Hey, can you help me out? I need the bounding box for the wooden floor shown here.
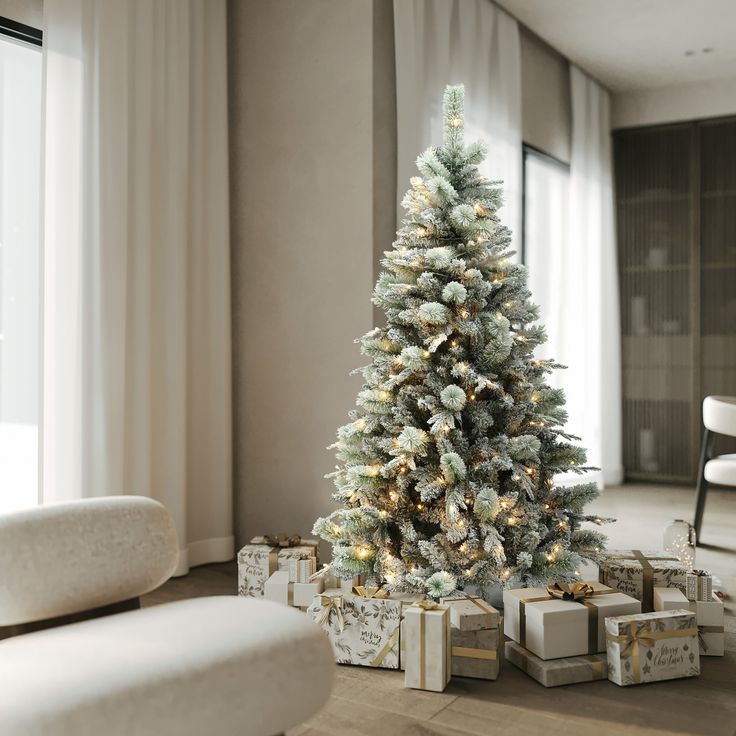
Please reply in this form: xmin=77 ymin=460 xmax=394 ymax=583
xmin=144 ymin=484 xmax=736 ymax=736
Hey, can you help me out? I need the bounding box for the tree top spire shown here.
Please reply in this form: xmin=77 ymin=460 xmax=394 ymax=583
xmin=443 ymin=84 xmax=465 ymax=149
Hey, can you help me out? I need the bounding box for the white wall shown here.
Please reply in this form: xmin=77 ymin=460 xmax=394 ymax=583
xmin=613 ymin=76 xmax=736 ymax=128
xmin=0 ymin=0 xmax=42 ymax=27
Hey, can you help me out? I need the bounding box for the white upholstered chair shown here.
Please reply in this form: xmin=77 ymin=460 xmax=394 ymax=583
xmin=694 ymin=395 xmax=736 ymax=537
xmin=0 ymin=497 xmax=334 ymax=736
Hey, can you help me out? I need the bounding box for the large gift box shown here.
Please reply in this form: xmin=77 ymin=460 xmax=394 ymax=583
xmin=451 ymin=617 xmax=503 ymax=680
xmin=403 ymin=602 xmax=452 ymax=692
xmin=307 ymin=588 xmax=403 ymax=669
xmin=505 ymin=640 xmax=608 ymax=687
xmin=504 ymin=581 xmax=641 ymax=660
xmin=237 ymin=535 xmax=319 ymax=597
xmin=696 ymin=593 xmax=725 ymax=657
xmin=598 ymin=549 xmax=686 ymax=612
xmin=440 ymin=594 xmax=500 ymax=632
xmin=605 ymin=609 xmax=700 ymax=686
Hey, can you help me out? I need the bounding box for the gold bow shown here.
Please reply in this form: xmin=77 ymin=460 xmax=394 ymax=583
xmin=607 ymin=621 xmax=698 ymax=683
xmin=263 ymin=533 xmax=302 ymax=548
xmin=317 ymin=595 xmax=345 ymax=632
xmin=545 ymin=581 xmax=594 ymax=602
xmin=415 ymin=599 xmax=440 ymax=610
xmin=352 ymin=585 xmax=389 ymax=599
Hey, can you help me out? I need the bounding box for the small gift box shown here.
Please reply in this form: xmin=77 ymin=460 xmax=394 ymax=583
xmin=403 ymin=601 xmax=452 ymax=692
xmin=504 ymin=581 xmax=641 ymax=660
xmin=440 ymin=594 xmax=500 ymax=632
xmin=605 ymin=609 xmax=700 ymax=686
xmin=653 ymin=586 xmax=691 ymax=612
xmin=292 ymin=578 xmax=325 ymax=608
xmin=598 ymin=549 xmax=686 ymax=612
xmin=686 ymin=570 xmax=713 ymax=602
xmin=307 ymin=588 xmax=402 ymax=669
xmin=450 ymin=617 xmax=503 ymax=680
xmin=264 ymin=571 xmax=294 ymax=606
xmin=237 ymin=535 xmax=319 ymax=597
xmin=288 ymin=557 xmax=317 ymax=583
xmin=505 ymin=640 xmax=608 ymax=687
xmin=696 ymin=593 xmax=724 ymax=657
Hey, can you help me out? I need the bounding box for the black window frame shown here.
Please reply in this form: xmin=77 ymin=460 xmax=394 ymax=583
xmin=521 ymin=142 xmax=569 ymax=264
xmin=0 ymin=16 xmax=42 ymax=46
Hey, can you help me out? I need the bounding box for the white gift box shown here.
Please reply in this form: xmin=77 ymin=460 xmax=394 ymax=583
xmin=307 ymin=589 xmax=403 ymax=669
xmin=504 ymin=581 xmax=641 ymax=660
xmin=605 ymin=609 xmax=700 ymax=686
xmin=440 ymin=594 xmax=500 ymax=632
xmin=263 ymin=571 xmax=294 ymax=606
xmin=292 ymin=578 xmax=325 ymax=608
xmin=696 ymin=593 xmax=724 ymax=657
xmin=403 ymin=603 xmax=452 ymax=692
xmin=237 ymin=537 xmax=318 ymax=597
xmin=653 ymin=586 xmax=691 ymax=612
xmin=598 ymin=549 xmax=686 ymax=612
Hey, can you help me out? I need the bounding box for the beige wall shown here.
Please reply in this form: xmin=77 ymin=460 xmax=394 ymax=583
xmin=520 ymin=27 xmax=571 ymax=163
xmin=0 ymin=0 xmax=42 ymax=27
xmin=229 ymin=0 xmax=389 ymax=549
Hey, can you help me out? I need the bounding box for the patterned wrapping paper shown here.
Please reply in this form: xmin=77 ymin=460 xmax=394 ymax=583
xmin=440 ymin=594 xmax=500 ymax=632
xmin=686 ymin=570 xmax=713 ymax=602
xmin=505 ymin=640 xmax=608 ymax=687
xmin=307 ymin=589 xmax=403 ymax=669
xmin=598 ymin=549 xmax=687 ymax=612
xmin=450 ymin=617 xmax=503 ymax=680
xmin=237 ymin=537 xmax=318 ymax=597
xmin=605 ymin=609 xmax=700 ymax=686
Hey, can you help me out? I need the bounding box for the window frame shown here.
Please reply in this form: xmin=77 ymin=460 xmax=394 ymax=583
xmin=0 ymin=16 xmax=42 ymax=47
xmin=521 ymin=143 xmax=570 ymax=264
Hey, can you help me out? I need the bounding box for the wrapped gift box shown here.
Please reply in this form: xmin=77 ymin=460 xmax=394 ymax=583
xmin=403 ymin=602 xmax=452 ymax=692
xmin=293 ymin=578 xmax=325 ymax=608
xmin=451 ymin=617 xmax=503 ymax=680
xmin=605 ymin=609 xmax=700 ymax=686
xmin=686 ymin=570 xmax=713 ymax=602
xmin=264 ymin=571 xmax=293 ymax=606
xmin=504 ymin=581 xmax=641 ymax=660
xmin=307 ymin=589 xmax=403 ymax=669
xmin=237 ymin=536 xmax=319 ymax=597
xmin=506 ymin=640 xmax=608 ymax=687
xmin=288 ymin=557 xmax=317 ymax=583
xmin=654 ymin=586 xmax=691 ymax=612
xmin=440 ymin=594 xmax=500 ymax=632
xmin=696 ymin=593 xmax=725 ymax=657
xmin=598 ymin=549 xmax=686 ymax=612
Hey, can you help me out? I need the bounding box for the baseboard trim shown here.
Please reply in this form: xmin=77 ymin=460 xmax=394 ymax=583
xmin=173 ymin=535 xmax=235 ymax=577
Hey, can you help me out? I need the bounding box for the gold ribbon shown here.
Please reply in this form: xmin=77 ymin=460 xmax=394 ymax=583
xmin=408 ymin=600 xmax=446 ymax=689
xmin=451 ymin=646 xmax=497 ymax=661
xmin=604 ymin=550 xmax=679 ymax=612
xmin=698 ymin=624 xmax=724 ymax=652
xmin=606 ymin=622 xmax=698 ymax=683
xmin=317 ymin=595 xmax=345 ymax=632
xmin=518 ymin=585 xmax=617 ymax=654
xmin=415 ymin=599 xmax=440 ymax=610
xmin=352 ymin=585 xmax=389 ymax=599
xmin=263 ymin=533 xmax=302 ymax=548
xmin=371 ymin=627 xmax=400 ymax=667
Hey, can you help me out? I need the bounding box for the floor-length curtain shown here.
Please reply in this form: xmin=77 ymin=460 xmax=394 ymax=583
xmin=41 ymin=0 xmax=233 ymax=574
xmin=528 ymin=66 xmax=622 ymax=487
xmin=393 ymin=0 xmax=522 ymax=250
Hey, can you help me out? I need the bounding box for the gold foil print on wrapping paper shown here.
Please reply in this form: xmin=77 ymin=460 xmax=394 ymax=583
xmin=606 ymin=622 xmax=698 ymax=683
xmin=518 ymin=586 xmax=617 ymax=654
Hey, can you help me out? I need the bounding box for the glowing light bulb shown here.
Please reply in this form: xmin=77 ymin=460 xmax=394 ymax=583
xmin=464 ymin=570 xmax=472 ymax=577
xmin=546 ymin=553 xmax=553 ymax=562
xmin=500 ymin=501 xmax=508 ymax=509
xmin=416 ymin=503 xmax=423 ymax=510
xmin=416 ymin=227 xmax=427 ymax=237
xmin=422 ymin=350 xmax=431 ymax=358
xmin=451 ymin=340 xmax=459 ymax=348
xmin=449 ymin=116 xmax=462 ymax=128
xmin=507 ymin=516 xmax=516 ymax=525
xmin=525 ymin=467 xmax=534 ymax=476
xmin=469 ymin=393 xmax=476 ymax=401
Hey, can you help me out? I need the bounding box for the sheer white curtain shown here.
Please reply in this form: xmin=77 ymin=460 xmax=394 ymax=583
xmin=527 ymin=66 xmax=622 ymax=487
xmin=42 ymin=0 xmax=233 ymax=574
xmin=393 ymin=0 xmax=522 ymax=249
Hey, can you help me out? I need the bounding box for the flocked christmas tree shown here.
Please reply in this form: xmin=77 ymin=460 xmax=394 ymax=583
xmin=314 ymin=85 xmax=607 ymax=600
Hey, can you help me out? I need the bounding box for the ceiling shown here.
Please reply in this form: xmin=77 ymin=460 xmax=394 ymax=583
xmin=495 ymin=0 xmax=736 ymax=92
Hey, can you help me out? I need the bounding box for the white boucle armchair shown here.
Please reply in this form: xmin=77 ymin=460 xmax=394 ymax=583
xmin=0 ymin=497 xmax=334 ymax=736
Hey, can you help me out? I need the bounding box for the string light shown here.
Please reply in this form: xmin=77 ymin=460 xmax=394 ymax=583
xmin=356 ymin=546 xmax=370 ymax=560
xmin=449 ymin=116 xmax=462 ymax=128
xmin=506 ymin=516 xmax=516 ymax=525
xmin=459 ymin=308 xmax=469 ymax=319
xmin=451 ymin=339 xmax=459 ymax=348
xmin=422 ymin=349 xmax=431 ymax=359
xmin=524 ymin=467 xmax=534 ymax=476
xmin=416 ymin=227 xmax=427 ymax=237
xmin=457 ymin=362 xmax=468 ymax=373
xmin=469 ymin=393 xmax=476 ymax=401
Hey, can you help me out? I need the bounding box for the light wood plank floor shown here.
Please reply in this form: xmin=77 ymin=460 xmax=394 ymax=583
xmin=144 ymin=484 xmax=736 ymax=736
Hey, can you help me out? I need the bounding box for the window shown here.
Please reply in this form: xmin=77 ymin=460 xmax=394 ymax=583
xmin=0 ymin=18 xmax=42 ymax=512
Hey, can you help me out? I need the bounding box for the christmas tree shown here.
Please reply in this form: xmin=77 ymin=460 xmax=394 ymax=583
xmin=314 ymin=85 xmax=607 ymax=599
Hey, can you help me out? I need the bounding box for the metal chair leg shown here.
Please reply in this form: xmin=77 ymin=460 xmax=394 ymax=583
xmin=693 ymin=429 xmax=713 ymax=539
